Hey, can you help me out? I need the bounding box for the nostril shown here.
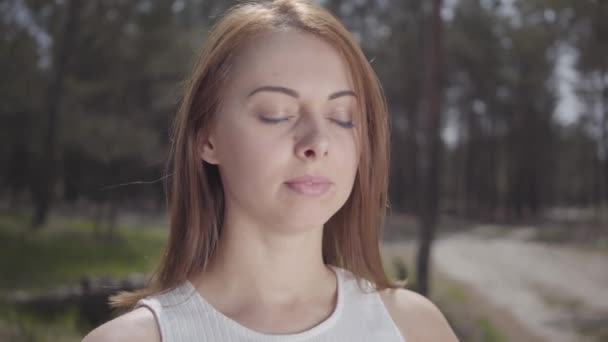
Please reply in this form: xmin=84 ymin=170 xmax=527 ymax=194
xmin=305 ymin=149 xmax=315 ymax=158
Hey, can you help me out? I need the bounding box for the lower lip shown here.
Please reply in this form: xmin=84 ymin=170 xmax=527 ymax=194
xmin=285 ymin=182 xmax=333 ymax=196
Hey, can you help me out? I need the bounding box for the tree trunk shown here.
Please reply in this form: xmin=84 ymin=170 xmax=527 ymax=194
xmin=31 ymin=0 xmax=81 ymax=228
xmin=415 ymin=0 xmax=444 ymax=296
xmin=600 ymin=71 xmax=608 ymax=224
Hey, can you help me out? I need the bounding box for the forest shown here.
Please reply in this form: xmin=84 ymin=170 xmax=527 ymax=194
xmin=1 ymin=0 xmax=606 ymax=341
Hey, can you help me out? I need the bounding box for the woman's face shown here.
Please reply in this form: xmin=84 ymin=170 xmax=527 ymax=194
xmin=201 ymin=30 xmax=360 ymax=232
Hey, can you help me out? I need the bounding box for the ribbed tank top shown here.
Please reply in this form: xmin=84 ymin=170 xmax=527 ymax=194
xmin=134 ymin=266 xmax=405 ymax=341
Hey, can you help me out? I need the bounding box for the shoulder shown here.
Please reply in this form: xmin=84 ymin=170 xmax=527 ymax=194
xmin=379 ymin=287 xmax=459 ymax=342
xmin=81 ymin=307 xmax=161 ymax=342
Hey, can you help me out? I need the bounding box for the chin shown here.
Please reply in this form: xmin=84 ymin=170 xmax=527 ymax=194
xmin=272 ymin=208 xmax=336 ymax=231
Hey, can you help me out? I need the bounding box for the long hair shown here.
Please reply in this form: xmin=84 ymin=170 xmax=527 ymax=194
xmin=110 ymin=0 xmax=401 ymax=311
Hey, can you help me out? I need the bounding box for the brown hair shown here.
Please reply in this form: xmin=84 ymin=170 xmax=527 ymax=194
xmin=110 ymin=0 xmax=401 ymax=311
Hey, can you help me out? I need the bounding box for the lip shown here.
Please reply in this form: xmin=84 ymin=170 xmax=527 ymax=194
xmin=284 ymin=175 xmax=333 ymax=196
xmin=285 ymin=175 xmax=333 ymax=184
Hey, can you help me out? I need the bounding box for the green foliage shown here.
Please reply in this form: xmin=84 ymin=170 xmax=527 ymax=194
xmin=0 ymin=214 xmax=166 ymax=292
xmin=2 ymin=0 xmax=605 ymax=223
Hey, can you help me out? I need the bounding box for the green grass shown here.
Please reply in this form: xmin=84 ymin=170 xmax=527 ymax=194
xmin=442 ymin=282 xmax=468 ymax=304
xmin=0 ymin=303 xmax=83 ymax=342
xmin=0 ymin=212 xmax=168 ymax=341
xmin=478 ymin=318 xmax=507 ymax=342
xmin=0 ymin=213 xmax=167 ymax=292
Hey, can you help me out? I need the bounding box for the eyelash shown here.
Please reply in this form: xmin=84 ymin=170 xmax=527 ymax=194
xmin=259 ymin=116 xmax=355 ymax=129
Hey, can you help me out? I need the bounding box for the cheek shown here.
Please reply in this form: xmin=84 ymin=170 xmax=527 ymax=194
xmin=336 ymin=136 xmax=359 ymax=176
xmin=216 ymin=121 xmax=287 ymax=186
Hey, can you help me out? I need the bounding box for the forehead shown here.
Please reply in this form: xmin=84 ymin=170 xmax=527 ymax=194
xmin=227 ymin=30 xmax=354 ymax=96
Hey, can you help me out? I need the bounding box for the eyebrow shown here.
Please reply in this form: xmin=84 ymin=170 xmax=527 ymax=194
xmin=247 ymin=86 xmax=357 ymax=100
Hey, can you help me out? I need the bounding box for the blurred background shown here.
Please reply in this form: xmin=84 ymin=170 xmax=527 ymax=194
xmin=0 ymin=0 xmax=607 ymax=341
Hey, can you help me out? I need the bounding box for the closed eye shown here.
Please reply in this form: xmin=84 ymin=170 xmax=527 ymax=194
xmin=259 ymin=116 xmax=292 ymax=124
xmin=259 ymin=116 xmax=354 ymax=128
xmin=332 ymin=119 xmax=355 ymax=129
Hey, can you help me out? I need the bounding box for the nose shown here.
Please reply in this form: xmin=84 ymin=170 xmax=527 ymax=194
xmin=294 ymin=119 xmax=329 ymax=162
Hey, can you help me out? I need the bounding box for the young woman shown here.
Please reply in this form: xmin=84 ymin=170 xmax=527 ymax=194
xmin=83 ymin=0 xmax=459 ymax=341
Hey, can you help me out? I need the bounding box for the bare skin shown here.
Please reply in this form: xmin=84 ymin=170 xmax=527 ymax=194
xmin=82 ymin=30 xmax=459 ymax=342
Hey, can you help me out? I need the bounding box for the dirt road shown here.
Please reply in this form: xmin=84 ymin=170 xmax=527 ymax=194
xmin=384 ymin=225 xmax=608 ymax=342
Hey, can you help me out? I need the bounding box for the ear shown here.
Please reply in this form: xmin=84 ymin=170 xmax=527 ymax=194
xmin=198 ymin=133 xmax=219 ymax=165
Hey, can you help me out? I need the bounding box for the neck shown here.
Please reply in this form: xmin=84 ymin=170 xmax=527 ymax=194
xmin=190 ymin=211 xmax=335 ymax=305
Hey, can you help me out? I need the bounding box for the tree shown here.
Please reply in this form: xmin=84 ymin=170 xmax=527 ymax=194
xmin=415 ymin=0 xmax=444 ymax=296
xmin=31 ymin=0 xmax=81 ymax=227
xmin=573 ymin=1 xmax=608 ymax=220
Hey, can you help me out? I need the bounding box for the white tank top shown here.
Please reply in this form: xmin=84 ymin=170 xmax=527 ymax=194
xmin=135 ymin=266 xmax=405 ymax=341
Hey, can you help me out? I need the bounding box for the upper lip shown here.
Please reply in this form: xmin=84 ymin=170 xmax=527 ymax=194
xmin=285 ymin=175 xmax=333 ymax=184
